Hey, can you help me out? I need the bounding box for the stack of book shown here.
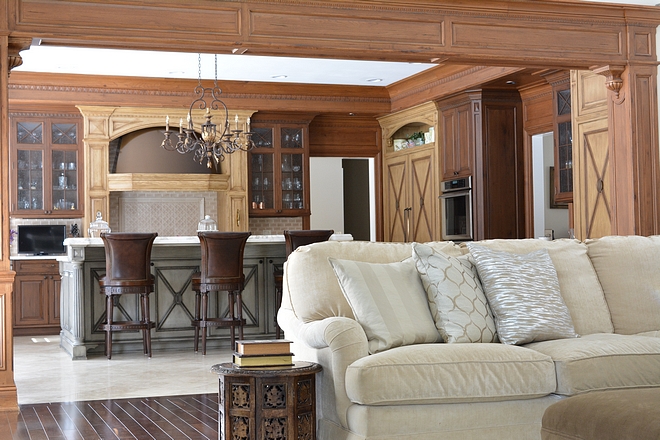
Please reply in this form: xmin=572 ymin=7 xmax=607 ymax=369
xmin=233 ymin=339 xmax=294 ymax=368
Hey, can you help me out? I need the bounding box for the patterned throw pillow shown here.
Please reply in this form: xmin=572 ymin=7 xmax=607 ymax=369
xmin=412 ymin=243 xmax=497 ymax=343
xmin=467 ymin=244 xmax=578 ymax=345
xmin=328 ymin=257 xmax=440 ymax=354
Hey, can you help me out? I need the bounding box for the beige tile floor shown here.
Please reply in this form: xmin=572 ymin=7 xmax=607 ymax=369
xmin=13 ymin=335 xmax=233 ymax=404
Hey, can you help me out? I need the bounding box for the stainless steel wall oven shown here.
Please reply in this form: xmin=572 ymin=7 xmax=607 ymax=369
xmin=439 ymin=176 xmax=473 ymax=241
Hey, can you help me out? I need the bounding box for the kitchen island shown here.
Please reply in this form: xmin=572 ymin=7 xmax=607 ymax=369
xmin=57 ymin=234 xmax=350 ymax=359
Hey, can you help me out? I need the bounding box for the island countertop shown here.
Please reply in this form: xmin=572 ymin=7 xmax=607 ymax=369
xmin=57 ymin=233 xmax=351 ymax=359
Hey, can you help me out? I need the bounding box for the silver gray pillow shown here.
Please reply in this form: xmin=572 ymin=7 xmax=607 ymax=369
xmin=467 ymin=244 xmax=578 ymax=345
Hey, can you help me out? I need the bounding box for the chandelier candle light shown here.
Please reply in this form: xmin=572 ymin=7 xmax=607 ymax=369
xmin=161 ymin=54 xmax=254 ymax=169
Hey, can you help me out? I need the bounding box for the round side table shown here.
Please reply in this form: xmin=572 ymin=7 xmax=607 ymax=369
xmin=211 ymin=361 xmax=322 ymax=440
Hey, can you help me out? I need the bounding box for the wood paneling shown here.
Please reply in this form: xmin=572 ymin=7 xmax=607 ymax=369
xmin=309 ymin=115 xmax=381 ymax=158
xmin=571 ymin=70 xmax=610 ymax=240
xmin=9 ymin=0 xmax=660 ymax=68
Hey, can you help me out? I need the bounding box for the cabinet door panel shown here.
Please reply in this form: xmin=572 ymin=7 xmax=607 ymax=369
xmin=50 ymin=278 xmax=61 ymax=324
xmin=575 ymin=119 xmax=611 ymax=239
xmin=14 ymin=276 xmax=48 ymax=326
xmin=410 ymin=150 xmax=435 ymax=243
xmin=384 ymin=157 xmax=407 ymax=242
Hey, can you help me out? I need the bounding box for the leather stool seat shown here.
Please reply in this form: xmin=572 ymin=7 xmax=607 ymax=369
xmin=192 ymin=231 xmax=251 ymax=354
xmin=98 ymin=232 xmax=157 ymax=359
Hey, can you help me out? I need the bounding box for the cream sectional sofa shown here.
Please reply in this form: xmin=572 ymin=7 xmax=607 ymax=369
xmin=277 ymin=236 xmax=660 ymax=440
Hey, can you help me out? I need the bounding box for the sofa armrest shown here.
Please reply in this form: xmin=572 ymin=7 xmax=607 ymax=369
xmin=278 ymin=307 xmax=368 ymax=427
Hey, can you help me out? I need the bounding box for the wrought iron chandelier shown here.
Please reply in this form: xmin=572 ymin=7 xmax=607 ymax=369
xmin=161 ymin=54 xmax=254 ymax=169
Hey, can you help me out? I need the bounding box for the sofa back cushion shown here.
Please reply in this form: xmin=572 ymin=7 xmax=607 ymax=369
xmin=587 ymin=235 xmax=660 ymax=334
xmin=284 ymin=240 xmax=463 ymax=322
xmin=463 ymin=239 xmax=613 ymax=335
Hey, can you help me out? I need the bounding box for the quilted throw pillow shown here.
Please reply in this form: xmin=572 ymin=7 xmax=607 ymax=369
xmin=411 ymin=243 xmax=497 ymax=343
xmin=328 ymin=257 xmax=440 ymax=354
xmin=466 ymin=244 xmax=578 ymax=345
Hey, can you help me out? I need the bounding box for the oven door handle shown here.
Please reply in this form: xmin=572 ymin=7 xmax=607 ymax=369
xmin=438 ymin=189 xmax=471 ymax=199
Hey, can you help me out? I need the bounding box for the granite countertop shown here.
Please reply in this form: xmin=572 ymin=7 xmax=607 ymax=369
xmin=61 ymin=233 xmax=352 ymax=247
xmin=11 ymin=234 xmax=352 ymax=261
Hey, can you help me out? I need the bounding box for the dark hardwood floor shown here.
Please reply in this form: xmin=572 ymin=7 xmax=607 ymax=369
xmin=0 ymin=394 xmax=218 ymax=440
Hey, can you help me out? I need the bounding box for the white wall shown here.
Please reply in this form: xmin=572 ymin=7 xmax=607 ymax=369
xmin=309 ymin=157 xmax=344 ymax=232
xmin=532 ymin=132 xmax=571 ymax=239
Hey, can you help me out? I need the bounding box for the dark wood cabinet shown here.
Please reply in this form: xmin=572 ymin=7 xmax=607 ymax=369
xmin=9 ymin=115 xmax=84 ymax=218
xmin=440 ymin=98 xmax=474 ymax=180
xmin=550 ymin=73 xmax=573 ymax=204
xmin=249 ymin=114 xmax=315 ymax=227
xmin=437 ymin=90 xmax=525 ymax=240
xmin=13 ymin=259 xmax=61 ymax=336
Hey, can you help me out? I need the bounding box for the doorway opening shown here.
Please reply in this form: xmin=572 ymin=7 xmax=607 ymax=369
xmin=532 ymin=132 xmax=570 ymax=239
xmin=309 ymin=157 xmax=376 ymax=241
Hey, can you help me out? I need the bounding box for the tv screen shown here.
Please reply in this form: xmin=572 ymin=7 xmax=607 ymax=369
xmin=17 ymin=225 xmax=67 ymax=255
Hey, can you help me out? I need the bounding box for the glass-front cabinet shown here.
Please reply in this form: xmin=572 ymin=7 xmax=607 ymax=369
xmin=249 ymin=122 xmax=309 ymax=218
xmin=11 ymin=117 xmax=83 ymax=217
xmin=552 ymin=77 xmax=573 ymax=204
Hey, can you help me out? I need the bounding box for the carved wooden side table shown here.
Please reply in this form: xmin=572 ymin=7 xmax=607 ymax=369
xmin=211 ymin=361 xmax=322 ymax=440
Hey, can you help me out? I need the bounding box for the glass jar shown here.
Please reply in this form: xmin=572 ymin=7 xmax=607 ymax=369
xmin=88 ymin=211 xmax=111 ymax=237
xmin=197 ymin=215 xmax=217 ymax=232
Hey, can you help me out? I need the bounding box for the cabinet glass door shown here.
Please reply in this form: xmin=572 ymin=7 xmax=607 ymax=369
xmin=280 ymin=128 xmax=304 ymax=211
xmin=281 ymin=153 xmax=304 ymax=210
xmin=51 ymin=149 xmax=78 ymax=211
xmin=16 ymin=149 xmax=44 ymax=211
xmin=251 ymin=128 xmax=274 ymax=210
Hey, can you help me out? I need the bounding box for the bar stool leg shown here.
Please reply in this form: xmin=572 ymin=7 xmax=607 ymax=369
xmin=227 ymin=291 xmax=236 ymax=350
xmin=201 ymin=291 xmax=209 ymax=355
xmin=275 ymin=283 xmax=282 ymax=339
xmin=193 ymin=289 xmax=201 ymax=353
xmin=106 ymin=294 xmax=114 ymax=360
xmin=142 ymin=293 xmax=152 ymax=358
xmin=235 ymin=290 xmax=244 ymax=342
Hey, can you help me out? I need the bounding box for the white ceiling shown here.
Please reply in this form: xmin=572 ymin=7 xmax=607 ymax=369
xmin=12 ymin=0 xmax=658 ymax=87
xmin=14 ymin=46 xmax=437 ymax=87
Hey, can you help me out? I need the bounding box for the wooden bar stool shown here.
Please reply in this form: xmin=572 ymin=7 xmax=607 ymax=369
xmin=273 ymin=230 xmax=334 ymax=338
xmin=99 ymin=232 xmax=158 ymax=360
xmin=192 ymin=231 xmax=251 ymax=354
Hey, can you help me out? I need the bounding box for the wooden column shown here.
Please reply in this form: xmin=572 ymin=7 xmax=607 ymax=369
xmin=0 ymin=34 xmax=24 ymax=410
xmin=594 ymin=62 xmax=660 ymax=237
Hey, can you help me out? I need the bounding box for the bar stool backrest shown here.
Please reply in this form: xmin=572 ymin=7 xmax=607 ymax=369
xmin=198 ymin=231 xmax=251 ymax=285
xmin=100 ymin=232 xmax=158 ymax=282
xmin=284 ymin=230 xmax=334 ymax=256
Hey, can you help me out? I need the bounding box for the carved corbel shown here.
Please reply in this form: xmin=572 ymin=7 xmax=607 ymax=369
xmin=592 ymin=65 xmax=626 ymax=99
xmin=7 ymin=37 xmax=32 ymax=75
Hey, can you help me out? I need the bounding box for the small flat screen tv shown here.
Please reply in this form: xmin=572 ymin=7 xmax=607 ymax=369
xmin=17 ymin=225 xmax=67 ymax=255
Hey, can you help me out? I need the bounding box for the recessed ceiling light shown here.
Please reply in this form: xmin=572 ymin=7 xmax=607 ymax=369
xmin=367 ymin=78 xmax=383 ymax=83
xmin=272 ymin=75 xmax=288 ymax=79
xmin=506 ymin=80 xmax=517 ymax=85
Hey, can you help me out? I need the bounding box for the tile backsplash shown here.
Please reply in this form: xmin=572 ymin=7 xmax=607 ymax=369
xmin=110 ymin=191 xmax=218 ymax=236
xmin=249 ymin=217 xmax=303 ymax=235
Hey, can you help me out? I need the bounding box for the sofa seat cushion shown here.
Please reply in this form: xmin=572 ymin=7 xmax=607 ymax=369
xmin=345 ymin=343 xmax=556 ymax=405
xmin=525 ymin=333 xmax=660 ymax=396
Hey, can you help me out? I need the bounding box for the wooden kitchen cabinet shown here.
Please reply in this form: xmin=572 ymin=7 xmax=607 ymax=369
xmin=384 ymin=146 xmax=437 ymax=242
xmin=379 ymin=102 xmax=438 ymax=242
xmin=436 ymin=90 xmax=525 ymax=240
xmin=550 ymin=72 xmax=573 ymax=204
xmin=13 ymin=259 xmax=61 ymax=336
xmin=10 ymin=115 xmax=83 ymax=218
xmin=439 ymin=97 xmax=475 ymax=180
xmin=249 ymin=114 xmax=314 ymax=226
